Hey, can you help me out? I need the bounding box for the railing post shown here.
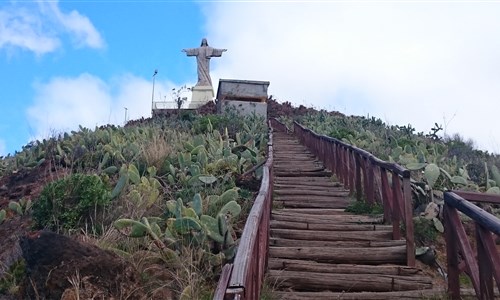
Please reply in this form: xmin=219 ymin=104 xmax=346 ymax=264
xmin=367 ymin=158 xmax=375 ymax=205
xmin=379 ymin=168 xmax=392 ymax=223
xmin=391 ymin=172 xmax=402 ymax=240
xmin=402 ymin=174 xmax=415 ymax=267
xmin=444 ymin=205 xmax=461 ymax=299
xmin=355 ymin=153 xmax=362 ymax=201
xmin=360 ymin=157 xmax=369 ymax=202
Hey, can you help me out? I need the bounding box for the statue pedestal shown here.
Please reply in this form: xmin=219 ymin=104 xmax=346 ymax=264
xmin=188 ymin=86 xmax=214 ymax=109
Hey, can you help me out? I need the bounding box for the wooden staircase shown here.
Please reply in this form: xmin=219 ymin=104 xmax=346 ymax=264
xmin=267 ymin=130 xmax=436 ymax=299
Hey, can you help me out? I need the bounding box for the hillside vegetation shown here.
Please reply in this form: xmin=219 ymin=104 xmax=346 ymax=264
xmin=0 ymin=110 xmax=267 ymax=299
xmin=1 ymin=99 xmax=499 ymax=298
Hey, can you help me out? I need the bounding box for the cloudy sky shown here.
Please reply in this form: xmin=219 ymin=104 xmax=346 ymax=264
xmin=1 ymin=1 xmax=499 ymax=156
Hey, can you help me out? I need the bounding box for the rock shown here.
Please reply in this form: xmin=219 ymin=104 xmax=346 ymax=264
xmin=20 ymin=231 xmax=144 ymax=299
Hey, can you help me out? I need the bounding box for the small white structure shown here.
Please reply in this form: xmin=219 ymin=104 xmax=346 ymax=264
xmin=216 ymin=79 xmax=270 ymax=118
xmin=188 ymin=86 xmax=214 ymax=109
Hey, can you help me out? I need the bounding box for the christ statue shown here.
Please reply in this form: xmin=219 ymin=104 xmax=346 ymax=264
xmin=182 ymin=38 xmax=227 ymax=87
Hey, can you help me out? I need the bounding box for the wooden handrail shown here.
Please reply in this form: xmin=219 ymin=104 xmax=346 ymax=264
xmin=214 ymin=119 xmax=276 ymax=300
xmin=292 ymin=121 xmax=415 ymax=267
xmin=444 ymin=191 xmax=500 ymax=299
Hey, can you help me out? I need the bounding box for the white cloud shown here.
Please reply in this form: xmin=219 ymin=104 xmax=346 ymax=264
xmin=0 ymin=0 xmax=104 ymax=55
xmin=0 ymin=8 xmax=60 ymax=55
xmin=43 ymin=1 xmax=104 ymax=49
xmin=26 ymin=73 xmax=179 ymax=140
xmin=204 ymin=2 xmax=500 ymax=153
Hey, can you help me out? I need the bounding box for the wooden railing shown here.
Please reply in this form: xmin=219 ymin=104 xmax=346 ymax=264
xmin=213 ymin=118 xmax=500 ymax=300
xmin=444 ymin=191 xmax=500 ymax=299
xmin=214 ymin=120 xmax=275 ymax=300
xmin=293 ymin=121 xmax=415 ymax=266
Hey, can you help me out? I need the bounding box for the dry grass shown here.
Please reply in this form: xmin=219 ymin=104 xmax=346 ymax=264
xmin=139 ymin=132 xmax=173 ymax=171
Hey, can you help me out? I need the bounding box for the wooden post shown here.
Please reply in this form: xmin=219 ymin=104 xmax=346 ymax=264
xmin=391 ymin=173 xmax=402 ymax=240
xmin=402 ymin=175 xmax=415 ymax=267
xmin=444 ymin=206 xmax=461 ymax=299
xmin=476 ymin=224 xmax=494 ymax=299
xmin=342 ymin=148 xmax=349 ymax=188
xmin=361 ymin=158 xmax=369 ymax=201
xmin=367 ymin=158 xmax=375 ymax=205
xmin=355 ymin=154 xmax=362 ymax=201
xmin=476 ymin=225 xmax=500 ymax=294
xmin=380 ymin=168 xmax=392 ymax=224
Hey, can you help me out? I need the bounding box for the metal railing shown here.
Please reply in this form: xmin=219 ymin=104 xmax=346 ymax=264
xmin=214 ymin=119 xmax=275 ymax=299
xmin=444 ymin=191 xmax=500 ymax=299
xmin=293 ymin=121 xmax=416 ymax=266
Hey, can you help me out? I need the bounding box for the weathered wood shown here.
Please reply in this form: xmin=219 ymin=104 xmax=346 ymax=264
xmin=269 ymin=238 xmax=406 ymax=248
xmin=476 ymin=224 xmax=500 ymax=295
xmin=271 ymin=228 xmax=393 ymax=241
xmin=268 ymin=258 xmax=420 ymax=276
xmin=268 ymin=270 xmax=432 ymax=292
xmin=275 ymin=171 xmax=332 ymax=177
xmin=445 ymin=192 xmax=500 ymax=235
xmin=270 ymin=220 xmax=392 ymax=231
xmin=262 ymin=127 xmax=436 ymax=299
xmin=272 ymin=289 xmax=452 ymax=300
xmin=274 ymin=200 xmax=350 ymax=209
xmin=272 ymin=208 xmax=349 ymax=215
xmin=444 ymin=204 xmax=481 ymax=294
xmin=274 ymin=183 xmax=346 ymax=190
xmin=275 ymin=189 xmax=350 ymax=197
xmin=228 ymin=167 xmax=271 ymax=289
xmin=271 ymin=213 xmax=384 ymax=224
xmin=213 ymin=264 xmax=232 ymax=300
xmin=452 ymin=190 xmax=500 ymax=204
xmin=269 ymin=245 xmax=406 ymax=264
xmin=275 ymin=195 xmax=351 ymax=202
xmin=275 ymin=176 xmax=336 ymax=183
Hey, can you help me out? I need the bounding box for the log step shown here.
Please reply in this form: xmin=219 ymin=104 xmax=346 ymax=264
xmin=271 ymin=289 xmax=449 ymax=300
xmin=268 ymin=246 xmax=406 ymax=264
xmin=270 ymin=220 xmax=392 ymax=231
xmin=269 ymin=238 xmax=406 ymax=248
xmin=275 ymin=190 xmax=350 ymax=197
xmin=275 ymin=171 xmax=332 ymax=177
xmin=275 ymin=177 xmax=338 ymax=183
xmin=267 ymin=270 xmax=432 ymax=292
xmin=272 ymin=212 xmax=383 ymax=224
xmin=274 ymin=200 xmax=350 ymax=209
xmin=268 ymin=258 xmax=421 ymax=275
xmin=271 ymin=228 xmax=393 ymax=241
xmin=274 ymin=183 xmax=346 ymax=190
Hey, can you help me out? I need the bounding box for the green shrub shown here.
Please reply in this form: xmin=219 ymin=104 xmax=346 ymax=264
xmin=33 ymin=174 xmax=111 ymax=230
xmin=345 ymin=200 xmax=383 ymax=215
xmin=413 ymin=217 xmax=439 ymax=244
xmin=0 ymin=259 xmax=26 ymax=296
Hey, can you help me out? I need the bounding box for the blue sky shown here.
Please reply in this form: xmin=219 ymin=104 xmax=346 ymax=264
xmin=1 ymin=1 xmax=500 ymax=156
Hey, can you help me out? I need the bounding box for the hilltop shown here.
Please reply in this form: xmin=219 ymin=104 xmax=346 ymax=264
xmin=0 ymin=99 xmax=499 ymax=298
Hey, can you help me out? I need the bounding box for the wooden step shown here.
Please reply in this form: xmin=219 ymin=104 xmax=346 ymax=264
xmin=275 ymin=171 xmax=332 ymax=177
xmin=275 ymin=200 xmax=350 ymax=209
xmin=275 ymin=190 xmax=350 ymax=197
xmin=270 ymin=220 xmax=392 ymax=231
xmin=271 ymin=289 xmax=449 ymax=300
xmin=268 ymin=258 xmax=421 ymax=275
xmin=273 ymin=208 xmax=351 ymax=215
xmin=269 ymin=246 xmax=406 ymax=264
xmin=267 ymin=270 xmax=432 ymax=292
xmin=269 ymin=238 xmax=405 ymax=248
xmin=271 ymin=212 xmax=383 ymax=224
xmin=271 ymin=228 xmax=393 ymax=241
xmin=274 ymin=183 xmax=345 ymax=190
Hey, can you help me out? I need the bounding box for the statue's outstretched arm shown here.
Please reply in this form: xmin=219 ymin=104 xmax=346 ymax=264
xmin=183 ymin=48 xmax=198 ymax=56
